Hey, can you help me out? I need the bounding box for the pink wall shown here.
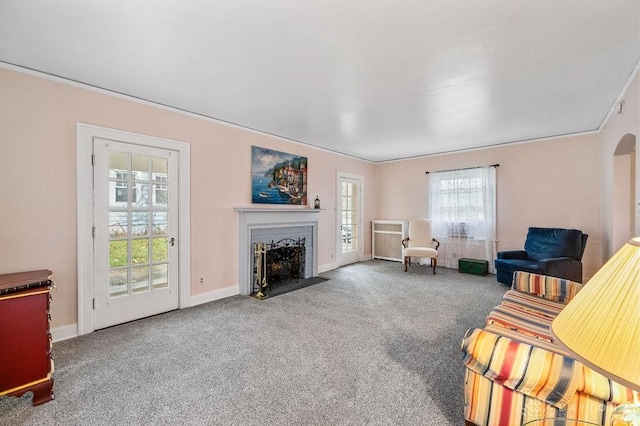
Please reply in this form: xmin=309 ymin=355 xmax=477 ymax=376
xmin=375 ymin=133 xmax=603 ymax=279
xmin=0 ymin=67 xmax=375 ymax=329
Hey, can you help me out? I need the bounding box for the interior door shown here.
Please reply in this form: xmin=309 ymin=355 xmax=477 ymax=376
xmin=93 ymin=138 xmax=179 ymax=329
xmin=339 ymin=176 xmax=362 ymax=266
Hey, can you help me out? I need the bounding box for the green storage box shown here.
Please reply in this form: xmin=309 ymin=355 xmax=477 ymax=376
xmin=458 ymin=258 xmax=489 ymax=276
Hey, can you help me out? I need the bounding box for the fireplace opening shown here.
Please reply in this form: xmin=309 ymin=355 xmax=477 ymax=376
xmin=253 ymin=238 xmax=306 ymax=298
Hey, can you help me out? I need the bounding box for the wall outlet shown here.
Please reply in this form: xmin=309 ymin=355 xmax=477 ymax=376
xmin=199 ymin=277 xmax=204 ymax=285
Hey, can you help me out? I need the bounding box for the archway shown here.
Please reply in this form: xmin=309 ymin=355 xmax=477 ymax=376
xmin=612 ymin=133 xmax=636 ymax=251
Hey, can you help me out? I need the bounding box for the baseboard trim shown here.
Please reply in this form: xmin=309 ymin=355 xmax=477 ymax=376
xmin=319 ymin=255 xmax=374 ymax=273
xmin=319 ymin=261 xmax=339 ymax=273
xmin=51 ymin=324 xmax=78 ymax=343
xmin=190 ymin=285 xmax=239 ymax=307
xmin=52 ymin=287 xmax=241 ymax=342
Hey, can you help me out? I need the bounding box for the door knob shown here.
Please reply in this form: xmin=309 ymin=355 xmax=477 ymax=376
xmin=169 ymin=237 xmax=175 ymax=247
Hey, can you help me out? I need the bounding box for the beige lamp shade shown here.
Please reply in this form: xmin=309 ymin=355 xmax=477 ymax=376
xmin=551 ymin=237 xmax=640 ymax=392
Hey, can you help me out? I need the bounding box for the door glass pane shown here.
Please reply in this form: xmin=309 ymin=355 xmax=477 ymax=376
xmin=133 ymin=183 xmax=150 ymax=208
xmin=152 ymin=264 xmax=168 ymax=289
xmin=153 ymin=183 xmax=168 ymax=207
xmin=109 ymin=152 xmax=128 ymax=177
xmin=131 ymin=266 xmax=150 ymax=293
xmin=152 ymin=238 xmax=168 ymax=262
xmin=152 ymin=157 xmax=168 ymax=175
xmin=132 ymin=239 xmax=149 ymax=265
xmin=152 ymin=212 xmax=168 ymax=235
xmin=110 ymin=180 xmax=129 ymax=208
xmin=152 ymin=157 xmax=168 ymax=207
xmin=131 ymin=212 xmax=149 ymax=236
xmin=109 ymin=153 xmax=129 ymax=209
xmin=109 ymin=212 xmax=129 ymax=238
xmin=110 ymin=240 xmax=128 ymax=267
xmin=109 ymin=269 xmax=128 ymax=297
xmin=131 ymin=155 xmax=150 ymax=181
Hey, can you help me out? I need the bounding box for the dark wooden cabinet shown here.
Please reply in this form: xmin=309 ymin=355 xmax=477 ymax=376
xmin=0 ymin=270 xmax=54 ymax=405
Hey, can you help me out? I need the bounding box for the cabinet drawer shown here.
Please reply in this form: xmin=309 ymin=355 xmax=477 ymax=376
xmin=0 ymin=290 xmax=51 ymax=392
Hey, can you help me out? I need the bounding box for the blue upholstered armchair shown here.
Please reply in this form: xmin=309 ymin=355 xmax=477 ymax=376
xmin=494 ymin=227 xmax=588 ymax=285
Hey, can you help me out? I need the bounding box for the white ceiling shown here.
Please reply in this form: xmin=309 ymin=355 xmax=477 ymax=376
xmin=1 ymin=1 xmax=638 ymax=162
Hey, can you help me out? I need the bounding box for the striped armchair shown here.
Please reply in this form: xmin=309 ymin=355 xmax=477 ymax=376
xmin=462 ymin=271 xmax=639 ymax=426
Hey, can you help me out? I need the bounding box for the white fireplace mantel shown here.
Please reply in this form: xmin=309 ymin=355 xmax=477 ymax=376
xmin=235 ymin=207 xmax=320 ymax=295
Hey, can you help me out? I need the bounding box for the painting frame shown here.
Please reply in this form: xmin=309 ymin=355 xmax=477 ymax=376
xmin=251 ymin=146 xmax=308 ymax=205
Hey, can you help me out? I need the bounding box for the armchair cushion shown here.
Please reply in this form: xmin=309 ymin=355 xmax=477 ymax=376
xmin=486 ymin=302 xmax=555 ymax=342
xmin=497 ymin=250 xmax=527 ymax=260
xmin=524 ymin=228 xmax=584 ymax=261
xmin=403 ymin=246 xmax=437 ymax=258
xmin=511 ymin=271 xmax=583 ymax=303
xmin=502 ymin=290 xmax=567 ymax=318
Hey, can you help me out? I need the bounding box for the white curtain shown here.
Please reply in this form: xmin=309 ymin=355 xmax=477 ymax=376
xmin=427 ymin=166 xmax=497 ymax=272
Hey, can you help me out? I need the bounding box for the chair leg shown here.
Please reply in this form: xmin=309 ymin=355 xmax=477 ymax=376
xmin=432 ymin=258 xmax=437 ymax=274
xmin=404 ymin=256 xmax=408 ymax=272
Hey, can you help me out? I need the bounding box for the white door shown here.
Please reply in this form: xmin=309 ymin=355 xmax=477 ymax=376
xmin=338 ymin=175 xmax=363 ymax=266
xmin=93 ymin=138 xmax=179 ymax=329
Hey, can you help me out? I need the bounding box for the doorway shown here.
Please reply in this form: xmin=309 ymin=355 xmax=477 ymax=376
xmin=77 ymin=124 xmax=191 ymax=335
xmin=612 ymin=134 xmax=636 ymax=251
xmin=93 ymin=139 xmax=179 ymax=329
xmin=337 ymin=172 xmax=364 ymax=266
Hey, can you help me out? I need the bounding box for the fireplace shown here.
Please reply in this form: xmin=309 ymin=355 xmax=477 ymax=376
xmin=235 ymin=208 xmax=320 ymax=295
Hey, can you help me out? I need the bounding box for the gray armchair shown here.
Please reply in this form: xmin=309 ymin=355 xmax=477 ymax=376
xmin=494 ymin=227 xmax=588 ymax=285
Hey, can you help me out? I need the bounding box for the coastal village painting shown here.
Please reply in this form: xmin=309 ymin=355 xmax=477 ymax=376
xmin=251 ymin=146 xmax=308 ymax=205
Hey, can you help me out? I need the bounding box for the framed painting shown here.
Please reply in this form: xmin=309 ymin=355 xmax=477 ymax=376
xmin=251 ymin=146 xmax=308 ymax=205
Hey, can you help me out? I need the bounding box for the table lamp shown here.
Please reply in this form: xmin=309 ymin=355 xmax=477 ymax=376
xmin=551 ymin=237 xmax=640 ymax=425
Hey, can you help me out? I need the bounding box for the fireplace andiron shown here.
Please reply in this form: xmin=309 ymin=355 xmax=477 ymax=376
xmin=254 ymin=243 xmax=268 ymax=300
xmin=253 ymin=238 xmax=306 ymax=298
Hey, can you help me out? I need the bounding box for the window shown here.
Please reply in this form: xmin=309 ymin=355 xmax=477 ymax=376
xmin=434 ymin=171 xmax=487 ymax=239
xmin=428 ymin=166 xmax=497 ymax=270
